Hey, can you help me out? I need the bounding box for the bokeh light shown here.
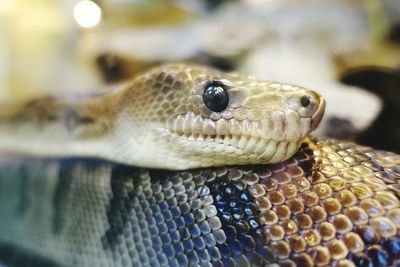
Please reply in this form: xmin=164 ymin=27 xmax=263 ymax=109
xmin=73 ymin=0 xmax=102 ymax=28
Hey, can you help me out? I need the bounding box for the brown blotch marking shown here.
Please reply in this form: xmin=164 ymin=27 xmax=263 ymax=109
xmin=248 ymin=184 xmax=265 ymax=198
xmin=287 ymin=198 xmax=304 ymax=214
xmin=363 ymin=176 xmax=388 ymax=191
xmin=309 ymin=206 xmax=327 ymax=223
xmin=352 ymin=152 xmax=370 ymax=162
xmin=387 ymin=208 xmax=400 ymax=227
xmin=257 ymin=168 xmax=272 ymax=179
xmin=279 ymin=259 xmax=296 ymax=267
xmin=363 ymin=161 xmax=383 ymax=172
xmin=311 ymin=245 xmax=331 ymax=266
xmin=375 ymin=191 xmax=399 ymax=209
xmin=244 ymin=173 xmax=259 ymax=185
xmin=336 ymin=259 xmax=357 ymax=267
xmin=388 ymin=184 xmax=400 ymax=198
xmin=370 ymin=216 xmax=397 ymax=238
xmin=273 ymin=172 xmax=291 ymax=184
xmin=318 ymin=222 xmax=336 ymax=241
xmin=327 ymin=239 xmax=349 ymax=260
xmin=65 ymin=90 xmax=121 ymax=136
xmin=293 ymin=253 xmax=314 ymax=267
xmin=281 ymin=219 xmax=298 ymax=235
xmin=293 ymin=177 xmax=311 ymax=192
xmin=301 ymin=191 xmax=319 ymax=207
xmin=295 ymin=213 xmax=313 ymax=229
xmin=271 ymin=240 xmax=291 ymax=259
xmin=211 ymin=138 xmax=400 ymax=265
xmin=7 ymin=97 xmax=62 ymax=127
xmin=356 ymin=225 xmax=381 ymax=244
xmin=332 ymin=160 xmax=350 ymax=170
xmin=65 ymin=109 xmax=96 ymax=132
xmin=360 ymin=198 xmax=385 ymax=217
xmin=336 ymin=189 xmax=357 ymax=207
xmin=322 ymin=197 xmax=342 ymax=215
xmin=310 ymin=171 xmax=327 ymax=184
xmin=285 ymin=165 xmax=304 ymax=177
xmin=267 ymin=225 xmax=285 ymax=241
xmin=262 ymin=210 xmax=278 ymax=225
xmin=275 ymin=205 xmax=291 ymax=221
xmin=280 ymin=184 xmax=298 ymax=198
xmin=227 ymin=169 xmax=243 ymax=181
xmin=333 ymin=214 xmax=353 ymax=233
xmin=353 ymin=165 xmax=374 ymax=177
xmin=320 ymin=165 xmax=338 ymax=177
xmin=314 ymin=183 xmax=333 ymax=199
xmin=328 ymin=176 xmax=346 ymax=191
xmin=342 ymin=170 xmax=362 ymax=183
xmin=303 ymin=229 xmax=321 ymax=246
xmin=345 ymin=207 xmax=369 ymax=225
xmin=374 ymin=156 xmax=397 ymax=168
xmin=343 ymin=156 xmax=357 ymax=165
xmin=343 ymin=232 xmax=365 ymax=253
xmin=288 ymin=234 xmax=307 ymax=253
xmin=268 ymin=191 xmax=285 ymax=205
xmin=255 ymin=196 xmax=271 ymax=212
xmin=262 ymin=178 xmax=278 ymax=191
xmin=349 ymin=182 xmax=373 ymax=199
xmin=270 ymin=162 xmax=286 ymax=173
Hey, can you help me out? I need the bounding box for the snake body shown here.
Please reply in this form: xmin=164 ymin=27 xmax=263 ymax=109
xmin=0 ymin=138 xmax=399 ymax=267
xmin=0 ymin=64 xmax=399 ymax=267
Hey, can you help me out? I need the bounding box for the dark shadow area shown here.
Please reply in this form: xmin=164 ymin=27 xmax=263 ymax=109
xmin=389 ymin=22 xmax=400 ymax=44
xmin=340 ymin=67 xmax=400 ymax=153
xmin=0 ymin=243 xmax=63 ymax=267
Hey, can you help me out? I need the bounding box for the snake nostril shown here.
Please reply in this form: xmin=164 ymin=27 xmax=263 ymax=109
xmin=300 ymin=95 xmax=311 ymax=108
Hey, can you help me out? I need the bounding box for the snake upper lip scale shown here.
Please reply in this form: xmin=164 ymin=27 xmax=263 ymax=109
xmin=0 ymin=64 xmax=326 ymax=170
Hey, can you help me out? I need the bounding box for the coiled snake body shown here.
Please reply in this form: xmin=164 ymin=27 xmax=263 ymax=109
xmin=0 ymin=64 xmax=399 ymax=267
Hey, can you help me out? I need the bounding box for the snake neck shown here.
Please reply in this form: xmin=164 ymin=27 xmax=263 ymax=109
xmin=0 ymin=92 xmax=122 ymax=160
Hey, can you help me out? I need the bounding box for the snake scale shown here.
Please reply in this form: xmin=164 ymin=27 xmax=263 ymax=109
xmin=0 ymin=64 xmax=399 ymax=267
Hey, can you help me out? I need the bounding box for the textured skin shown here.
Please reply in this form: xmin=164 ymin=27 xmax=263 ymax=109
xmin=0 ymin=64 xmax=324 ymax=170
xmin=0 ymin=138 xmax=399 ymax=267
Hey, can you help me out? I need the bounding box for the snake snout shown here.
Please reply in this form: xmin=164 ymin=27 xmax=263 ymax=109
xmin=289 ymin=88 xmax=325 ymax=132
xmin=310 ymin=93 xmax=325 ymax=131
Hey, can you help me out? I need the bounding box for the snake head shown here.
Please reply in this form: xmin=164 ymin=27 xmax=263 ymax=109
xmin=119 ymin=64 xmax=325 ymax=170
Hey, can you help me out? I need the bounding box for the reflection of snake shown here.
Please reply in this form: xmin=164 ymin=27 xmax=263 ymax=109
xmin=1 ymin=65 xmax=399 ymax=267
xmin=0 ymin=64 xmax=325 ymax=169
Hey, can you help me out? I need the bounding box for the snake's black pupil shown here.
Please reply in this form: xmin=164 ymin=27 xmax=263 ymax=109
xmin=300 ymin=95 xmax=311 ymax=108
xmin=203 ymin=82 xmax=229 ymax=112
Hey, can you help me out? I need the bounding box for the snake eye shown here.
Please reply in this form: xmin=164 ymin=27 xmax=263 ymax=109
xmin=300 ymin=95 xmax=311 ymax=108
xmin=203 ymin=81 xmax=229 ymax=112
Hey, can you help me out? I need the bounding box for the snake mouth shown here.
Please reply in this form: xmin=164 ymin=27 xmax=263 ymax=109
xmin=165 ymin=108 xmax=317 ymax=164
xmin=166 ymin=111 xmax=310 ymax=164
xmin=168 ymin=111 xmax=312 ymax=143
xmin=172 ymin=131 xmax=300 ymax=163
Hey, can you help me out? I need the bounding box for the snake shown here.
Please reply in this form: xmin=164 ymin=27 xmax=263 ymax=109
xmin=0 ymin=64 xmax=325 ymax=170
xmin=0 ymin=64 xmax=399 ymax=267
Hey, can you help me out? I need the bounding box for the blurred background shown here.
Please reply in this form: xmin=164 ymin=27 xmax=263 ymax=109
xmin=0 ymin=0 xmax=399 ymax=152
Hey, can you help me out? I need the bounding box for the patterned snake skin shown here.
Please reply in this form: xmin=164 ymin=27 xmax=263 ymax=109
xmin=0 ymin=138 xmax=399 ymax=267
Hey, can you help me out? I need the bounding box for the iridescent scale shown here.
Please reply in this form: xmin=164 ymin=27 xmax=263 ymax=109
xmin=0 ymin=137 xmax=399 ymax=267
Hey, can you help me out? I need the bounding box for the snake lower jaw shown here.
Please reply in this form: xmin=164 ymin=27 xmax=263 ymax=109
xmin=171 ymin=131 xmax=302 ymax=165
